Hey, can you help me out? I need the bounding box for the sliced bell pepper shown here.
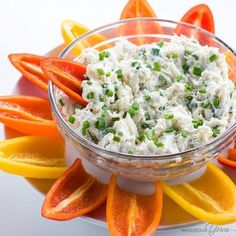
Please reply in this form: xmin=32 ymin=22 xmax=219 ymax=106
xmin=225 ymin=51 xmax=236 ymax=82
xmin=41 ymin=58 xmax=87 ymax=106
xmin=175 ymin=4 xmax=215 ymax=46
xmin=119 ymin=0 xmax=163 ymax=45
xmin=9 ymin=53 xmax=48 ymax=91
xmin=42 ymin=158 xmax=108 ymax=220
xmin=162 ymin=163 xmax=236 ymax=225
xmin=107 ymin=176 xmax=163 ymax=236
xmin=61 ymin=20 xmax=108 ymax=55
xmin=218 ymin=148 xmax=236 ymax=169
xmin=0 ymin=136 xmax=66 ymax=179
xmin=0 ymin=96 xmax=61 ymax=138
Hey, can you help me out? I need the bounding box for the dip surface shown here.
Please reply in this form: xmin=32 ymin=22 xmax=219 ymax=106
xmin=58 ymin=36 xmax=236 ymax=155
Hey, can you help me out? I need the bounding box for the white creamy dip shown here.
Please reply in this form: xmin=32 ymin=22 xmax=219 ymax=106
xmin=57 ymin=36 xmax=236 ymax=155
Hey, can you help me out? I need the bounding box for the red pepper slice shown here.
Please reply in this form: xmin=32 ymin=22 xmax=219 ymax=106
xmin=218 ymin=149 xmax=236 ymax=169
xmin=41 ymin=58 xmax=87 ymax=107
xmin=42 ymin=158 xmax=108 ymax=220
xmin=0 ymin=96 xmax=61 ymax=138
xmin=9 ymin=53 xmax=48 ymax=91
xmin=175 ymin=4 xmax=215 ymax=45
xmin=118 ymin=0 xmax=163 ymax=45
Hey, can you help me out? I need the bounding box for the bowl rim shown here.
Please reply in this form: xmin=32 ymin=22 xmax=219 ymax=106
xmin=48 ymin=17 xmax=236 ymax=161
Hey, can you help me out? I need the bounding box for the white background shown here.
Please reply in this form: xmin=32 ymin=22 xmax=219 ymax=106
xmin=0 ymin=0 xmax=236 ymax=235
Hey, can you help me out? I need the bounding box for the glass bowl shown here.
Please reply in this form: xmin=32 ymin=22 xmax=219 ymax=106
xmin=48 ymin=18 xmax=236 ymax=182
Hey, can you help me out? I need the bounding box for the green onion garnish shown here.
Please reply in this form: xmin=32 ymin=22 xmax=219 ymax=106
xmin=116 ymin=69 xmax=123 ymax=80
xmin=213 ymin=96 xmax=220 ymax=108
xmin=76 ymin=104 xmax=83 ymax=110
xmin=181 ymin=130 xmax=188 ymax=138
xmin=176 ymin=75 xmax=183 ymax=82
xmin=86 ymin=92 xmax=94 ymax=99
xmin=68 ymin=115 xmax=75 ymax=124
xmin=212 ymin=126 xmax=220 ymax=137
xmin=97 ymin=68 xmax=105 ymax=76
xmin=106 ymin=71 xmax=111 ymax=77
xmin=138 ymin=134 xmax=146 ymax=142
xmin=99 ymin=95 xmax=105 ymax=102
xmin=127 ymin=107 xmax=136 ymax=117
xmin=184 ymin=83 xmax=193 ymax=92
xmin=99 ymin=51 xmax=110 ymax=61
xmin=144 ymin=95 xmax=151 ymax=101
xmin=141 ymin=123 xmax=149 ymax=129
xmin=192 ymin=67 xmax=203 ymax=76
xmin=192 ymin=118 xmax=203 ymax=128
xmin=113 ymin=136 xmax=121 ymax=142
xmin=182 ymin=63 xmax=189 ymax=73
xmin=105 ymin=89 xmax=114 ymax=97
xmin=132 ymin=102 xmax=140 ymax=111
xmin=82 ymin=120 xmax=90 ymax=136
xmin=154 ymin=141 xmax=164 ymax=148
xmin=95 ymin=117 xmax=106 ymax=130
xmin=157 ymin=41 xmax=164 ymax=47
xmin=165 ymin=127 xmax=175 ymax=133
xmin=209 ymin=54 xmax=217 ymax=62
xmin=151 ymin=48 xmax=160 ymax=56
xmin=145 ymin=112 xmax=152 ymax=121
xmin=164 ymin=114 xmax=174 ymax=119
xmin=58 ymin=99 xmax=64 ymax=106
xmin=153 ymin=61 xmax=161 ymax=71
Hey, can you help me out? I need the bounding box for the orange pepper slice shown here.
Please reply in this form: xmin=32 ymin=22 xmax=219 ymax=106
xmin=218 ymin=148 xmax=236 ymax=169
xmin=9 ymin=53 xmax=48 ymax=91
xmin=107 ymin=176 xmax=163 ymax=236
xmin=175 ymin=4 xmax=215 ymax=46
xmin=0 ymin=96 xmax=61 ymax=138
xmin=225 ymin=51 xmax=236 ymax=82
xmin=41 ymin=58 xmax=87 ymax=106
xmin=162 ymin=163 xmax=236 ymax=225
xmin=42 ymin=158 xmax=108 ymax=220
xmin=118 ymin=0 xmax=163 ymax=45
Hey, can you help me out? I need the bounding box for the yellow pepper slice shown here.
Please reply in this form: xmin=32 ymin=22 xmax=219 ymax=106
xmin=0 ymin=136 xmax=66 ymax=179
xmin=162 ymin=163 xmax=236 ymax=225
xmin=61 ymin=19 xmax=108 ymax=55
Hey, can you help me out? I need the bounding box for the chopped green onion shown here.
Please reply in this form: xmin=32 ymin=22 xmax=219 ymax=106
xmin=154 ymin=141 xmax=164 ymax=148
xmin=82 ymin=120 xmax=90 ymax=136
xmin=164 ymin=113 xmax=174 ymax=119
xmin=199 ymin=88 xmax=206 ymax=94
xmin=99 ymin=51 xmax=110 ymax=61
xmin=95 ymin=117 xmax=106 ymax=130
xmin=117 ymin=131 xmax=123 ymax=136
xmin=184 ymin=83 xmax=193 ymax=92
xmin=141 ymin=123 xmax=149 ymax=129
xmin=58 ymin=99 xmax=64 ymax=106
xmin=105 ymin=89 xmax=114 ymax=97
xmin=165 ymin=127 xmax=175 ymax=133
xmin=113 ymin=136 xmax=121 ymax=142
xmin=146 ymin=64 xmax=152 ymax=69
xmin=212 ymin=126 xmax=220 ymax=137
xmin=97 ymin=68 xmax=105 ymax=76
xmin=68 ymin=115 xmax=75 ymax=124
xmin=128 ymin=150 xmax=133 ymax=154
xmin=157 ymin=41 xmax=164 ymax=47
xmin=172 ymin=53 xmax=179 ymax=59
xmin=201 ymin=102 xmax=211 ymax=109
xmin=151 ymin=48 xmax=160 ymax=56
xmin=86 ymin=92 xmax=94 ymax=99
xmin=144 ymin=95 xmax=151 ymax=101
xmin=181 ymin=130 xmax=188 ymax=138
xmin=76 ymin=104 xmax=83 ymax=110
xmin=99 ymin=95 xmax=105 ymax=102
xmin=153 ymin=61 xmax=161 ymax=71
xmin=102 ymin=105 xmax=109 ymax=116
xmin=145 ymin=112 xmax=152 ymax=121
xmin=108 ymin=128 xmax=116 ymax=134
xmin=184 ymin=50 xmax=192 ymax=57
xmin=132 ymin=102 xmax=140 ymax=111
xmin=112 ymin=117 xmax=120 ymax=122
xmin=182 ymin=63 xmax=189 ymax=73
xmin=209 ymin=54 xmax=217 ymax=62
xmin=137 ymin=134 xmax=146 ymax=142
xmin=87 ymin=80 xmax=92 ymax=85
xmin=116 ymin=69 xmax=123 ymax=80
xmin=176 ymin=75 xmax=183 ymax=82
xmin=192 ymin=54 xmax=199 ymax=60
xmin=192 ymin=67 xmax=203 ymax=76
xmin=213 ymin=96 xmax=220 ymax=108
xmin=234 ymin=82 xmax=236 ymax=90
xmin=128 ymin=107 xmax=136 ymax=117
xmin=106 ymin=71 xmax=111 ymax=77
xmin=192 ymin=118 xmax=203 ymax=128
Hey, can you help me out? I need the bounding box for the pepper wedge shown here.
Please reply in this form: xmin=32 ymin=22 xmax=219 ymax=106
xmin=0 ymin=96 xmax=61 ymax=138
xmin=107 ymin=176 xmax=163 ymax=236
xmin=42 ymin=159 xmax=108 ymax=220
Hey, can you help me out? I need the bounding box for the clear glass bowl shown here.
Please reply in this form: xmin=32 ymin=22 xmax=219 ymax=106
xmin=48 ymin=18 xmax=236 ymax=182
